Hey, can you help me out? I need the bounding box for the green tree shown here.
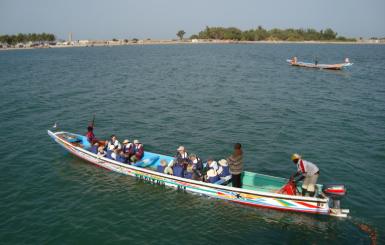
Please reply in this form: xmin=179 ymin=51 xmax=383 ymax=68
xmin=190 ymin=34 xmax=199 ymax=39
xmin=176 ymin=30 xmax=186 ymax=40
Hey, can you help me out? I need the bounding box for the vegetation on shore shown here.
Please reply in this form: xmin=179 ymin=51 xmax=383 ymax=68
xmin=176 ymin=30 xmax=186 ymax=40
xmin=0 ymin=33 xmax=55 ymax=45
xmin=190 ymin=26 xmax=356 ymax=42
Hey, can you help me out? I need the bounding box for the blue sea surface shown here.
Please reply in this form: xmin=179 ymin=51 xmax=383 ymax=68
xmin=0 ymin=44 xmax=384 ymax=244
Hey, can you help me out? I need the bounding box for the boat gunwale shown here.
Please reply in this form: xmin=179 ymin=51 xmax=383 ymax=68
xmin=48 ymin=130 xmax=328 ymax=203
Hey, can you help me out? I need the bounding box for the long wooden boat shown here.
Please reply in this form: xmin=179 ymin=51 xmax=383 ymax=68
xmin=286 ymin=59 xmax=353 ymax=70
xmin=48 ymin=130 xmax=349 ymax=218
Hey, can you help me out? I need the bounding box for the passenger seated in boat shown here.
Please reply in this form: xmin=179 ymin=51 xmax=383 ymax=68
xmin=86 ymin=126 xmax=96 ymax=144
xmin=206 ymin=169 xmax=220 ymax=183
xmin=207 ymin=158 xmax=219 ymax=172
xmin=157 ymin=160 xmax=167 ymax=173
xmin=164 ymin=161 xmax=174 ymax=175
xmin=107 ymin=135 xmax=121 ymax=151
xmin=189 ymin=154 xmax=203 ymax=181
xmin=173 ymin=163 xmax=184 ymax=178
xmin=111 ymin=148 xmax=120 ymax=160
xmin=105 ymin=144 xmax=115 ymax=159
xmin=291 ymin=56 xmax=297 ymax=64
xmin=130 ymin=139 xmax=144 ymax=162
xmin=184 ymin=162 xmax=194 ymax=179
xmin=122 ymin=139 xmax=134 ymax=159
xmin=89 ymin=142 xmax=99 ymax=154
xmin=217 ymin=159 xmax=230 ymax=178
xmin=97 ymin=146 xmax=106 ymax=157
xmin=116 ymin=151 xmax=128 ymax=163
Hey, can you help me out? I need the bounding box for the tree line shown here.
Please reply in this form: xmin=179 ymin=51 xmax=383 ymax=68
xmin=0 ymin=33 xmax=56 ymax=45
xmin=190 ymin=26 xmax=355 ymax=42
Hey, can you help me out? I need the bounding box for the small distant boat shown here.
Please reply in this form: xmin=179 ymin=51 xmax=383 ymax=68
xmin=48 ymin=129 xmax=350 ymax=218
xmin=287 ymin=57 xmax=353 ymax=70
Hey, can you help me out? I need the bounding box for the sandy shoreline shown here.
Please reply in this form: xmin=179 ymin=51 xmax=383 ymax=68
xmin=1 ymin=39 xmax=384 ymax=51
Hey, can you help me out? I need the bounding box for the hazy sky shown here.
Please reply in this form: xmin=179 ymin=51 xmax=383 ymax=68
xmin=1 ymin=0 xmax=384 ymax=40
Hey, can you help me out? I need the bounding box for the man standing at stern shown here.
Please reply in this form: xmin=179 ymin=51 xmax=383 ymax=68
xmin=227 ymin=143 xmax=244 ymax=188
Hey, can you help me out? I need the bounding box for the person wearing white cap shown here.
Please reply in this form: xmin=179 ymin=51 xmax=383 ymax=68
xmin=217 ymin=159 xmax=230 ymax=178
xmin=206 ymin=168 xmax=220 ymax=184
xmin=291 ymin=153 xmax=320 ymax=197
xmin=176 ymin=146 xmax=188 ymax=161
xmin=130 ymin=139 xmax=144 ymax=162
xmin=173 ymin=146 xmax=189 ymax=178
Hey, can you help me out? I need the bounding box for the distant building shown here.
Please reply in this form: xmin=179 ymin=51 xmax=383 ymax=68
xmin=79 ymin=40 xmax=90 ymax=45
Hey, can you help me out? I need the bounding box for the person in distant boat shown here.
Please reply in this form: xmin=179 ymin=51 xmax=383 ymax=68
xmin=157 ymin=160 xmax=168 ymax=173
xmin=86 ymin=126 xmax=96 ymax=143
xmin=130 ymin=139 xmax=144 ymax=162
xmin=189 ymin=154 xmax=203 ymax=181
xmin=206 ymin=168 xmax=220 ymax=184
xmin=217 ymin=159 xmax=231 ymax=178
xmin=89 ymin=142 xmax=99 ymax=154
xmin=122 ymin=139 xmax=135 ymax=159
xmin=291 ymin=153 xmax=320 ymax=197
xmin=345 ymin=58 xmax=350 ymax=63
xmin=227 ymin=143 xmax=244 ymax=188
xmin=314 ymin=57 xmax=318 ymax=66
xmin=97 ymin=146 xmax=106 ymax=157
xmin=107 ymin=135 xmax=121 ymax=151
xmin=291 ymin=56 xmax=297 ymax=64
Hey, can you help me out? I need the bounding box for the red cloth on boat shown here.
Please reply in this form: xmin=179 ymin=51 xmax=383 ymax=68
xmin=279 ymin=180 xmax=297 ymax=195
xmin=86 ymin=131 xmax=95 ymax=143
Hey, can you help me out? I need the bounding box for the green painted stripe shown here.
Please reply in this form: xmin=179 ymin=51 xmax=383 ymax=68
xmin=277 ymin=199 xmax=294 ymax=207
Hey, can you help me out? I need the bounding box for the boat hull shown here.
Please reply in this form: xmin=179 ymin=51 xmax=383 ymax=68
xmin=48 ymin=130 xmax=348 ymax=217
xmin=286 ymin=59 xmax=353 ymax=70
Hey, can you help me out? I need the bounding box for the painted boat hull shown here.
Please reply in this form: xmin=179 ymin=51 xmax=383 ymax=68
xmin=286 ymin=59 xmax=353 ymax=70
xmin=48 ymin=130 xmax=349 ymax=217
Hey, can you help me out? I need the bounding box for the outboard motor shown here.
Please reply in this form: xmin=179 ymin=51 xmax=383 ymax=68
xmin=322 ymin=184 xmax=347 ymax=209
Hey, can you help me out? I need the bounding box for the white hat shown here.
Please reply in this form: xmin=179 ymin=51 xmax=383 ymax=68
xmin=207 ymin=169 xmax=218 ymax=177
xmin=218 ymin=159 xmax=228 ymax=166
xmin=209 ymin=161 xmax=219 ymax=171
xmin=177 ymin=146 xmax=185 ymax=151
xmin=134 ymin=139 xmax=140 ymax=144
xmin=123 ymin=139 xmax=130 ymax=144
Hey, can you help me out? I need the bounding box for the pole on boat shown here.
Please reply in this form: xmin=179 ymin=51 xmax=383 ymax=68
xmin=90 ymin=114 xmax=95 ymax=128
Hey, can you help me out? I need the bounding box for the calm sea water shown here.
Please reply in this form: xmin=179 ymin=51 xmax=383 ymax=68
xmin=0 ymin=44 xmax=384 ymax=244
